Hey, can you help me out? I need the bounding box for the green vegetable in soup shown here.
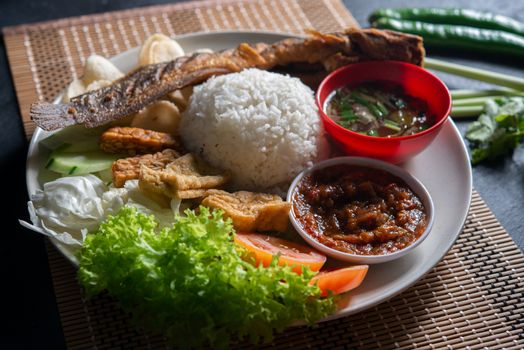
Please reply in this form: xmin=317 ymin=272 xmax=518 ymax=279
xmin=326 ymin=81 xmax=431 ymax=137
xmin=383 ymin=119 xmax=402 ymax=132
xmin=78 ymin=206 xmax=335 ymax=349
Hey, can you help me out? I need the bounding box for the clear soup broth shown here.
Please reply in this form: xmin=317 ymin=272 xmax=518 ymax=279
xmin=325 ymin=80 xmax=432 ymax=137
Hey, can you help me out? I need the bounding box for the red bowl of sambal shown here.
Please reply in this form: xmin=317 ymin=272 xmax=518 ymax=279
xmin=316 ymin=61 xmax=451 ymax=163
xmin=287 ymin=157 xmax=434 ymax=264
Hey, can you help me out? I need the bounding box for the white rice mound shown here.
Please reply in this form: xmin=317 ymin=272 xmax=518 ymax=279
xmin=179 ymin=68 xmax=327 ymax=191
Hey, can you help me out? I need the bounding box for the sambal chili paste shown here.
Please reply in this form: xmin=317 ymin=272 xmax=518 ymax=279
xmin=292 ymin=165 xmax=427 ymax=255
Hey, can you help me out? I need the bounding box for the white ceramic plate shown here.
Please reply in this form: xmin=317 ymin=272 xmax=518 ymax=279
xmin=25 ymin=31 xmax=472 ymax=320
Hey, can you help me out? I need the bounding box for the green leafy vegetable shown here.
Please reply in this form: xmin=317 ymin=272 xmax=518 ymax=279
xmin=466 ymin=97 xmax=524 ymax=164
xmin=465 ymin=101 xmax=498 ymax=142
xmin=78 ymin=206 xmax=335 ymax=349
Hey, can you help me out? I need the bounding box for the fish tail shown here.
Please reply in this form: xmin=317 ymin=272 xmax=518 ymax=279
xmin=30 ymin=102 xmax=79 ymax=131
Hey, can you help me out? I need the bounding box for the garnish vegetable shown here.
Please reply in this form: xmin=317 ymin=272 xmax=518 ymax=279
xmin=234 ymin=232 xmax=327 ymax=274
xmin=465 ymin=97 xmax=524 ymax=164
xmin=46 ymin=149 xmax=121 ymax=176
xmin=310 ymin=266 xmax=369 ymax=297
xmin=78 ymin=207 xmax=336 ymax=349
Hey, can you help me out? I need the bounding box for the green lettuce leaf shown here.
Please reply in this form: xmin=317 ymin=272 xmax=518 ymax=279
xmin=78 ymin=206 xmax=335 ymax=349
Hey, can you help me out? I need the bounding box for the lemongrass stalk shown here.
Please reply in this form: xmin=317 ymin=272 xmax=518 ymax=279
xmin=425 ymin=58 xmax=524 ymax=91
xmin=450 ymin=89 xmax=524 ymax=99
xmin=452 ymin=96 xmax=501 ymax=106
xmin=450 ymin=105 xmax=484 ymax=118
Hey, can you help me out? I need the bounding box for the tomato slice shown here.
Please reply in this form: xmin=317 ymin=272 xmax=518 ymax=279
xmin=234 ymin=233 xmax=327 ymax=274
xmin=310 ymin=265 xmax=369 ymax=296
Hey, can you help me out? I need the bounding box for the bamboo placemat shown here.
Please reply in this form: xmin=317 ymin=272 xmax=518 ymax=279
xmin=4 ymin=0 xmax=524 ymax=348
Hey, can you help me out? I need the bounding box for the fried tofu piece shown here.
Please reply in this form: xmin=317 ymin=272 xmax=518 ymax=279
xmin=100 ymin=126 xmax=180 ymax=155
xmin=139 ymin=153 xmax=229 ymax=199
xmin=201 ymin=190 xmax=291 ymax=232
xmin=112 ymin=148 xmax=181 ymax=187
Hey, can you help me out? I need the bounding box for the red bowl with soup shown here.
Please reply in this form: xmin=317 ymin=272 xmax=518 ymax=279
xmin=317 ymin=61 xmax=451 ymax=163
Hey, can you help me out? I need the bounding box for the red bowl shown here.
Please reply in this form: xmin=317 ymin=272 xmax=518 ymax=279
xmin=316 ymin=61 xmax=451 ymax=163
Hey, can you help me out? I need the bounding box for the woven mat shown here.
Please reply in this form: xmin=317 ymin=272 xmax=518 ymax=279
xmin=4 ymin=0 xmax=524 ymax=348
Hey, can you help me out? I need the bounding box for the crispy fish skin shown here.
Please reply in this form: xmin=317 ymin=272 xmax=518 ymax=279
xmin=31 ymin=29 xmax=424 ymax=131
xmin=139 ymin=153 xmax=229 ymax=199
xmin=100 ymin=126 xmax=179 ymax=155
xmin=201 ymin=190 xmax=291 ymax=233
xmin=112 ymin=148 xmax=181 ymax=187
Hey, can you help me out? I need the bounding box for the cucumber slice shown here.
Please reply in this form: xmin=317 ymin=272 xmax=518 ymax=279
xmin=56 ymin=139 xmax=100 ymax=153
xmin=46 ymin=150 xmax=121 ymax=176
xmin=38 ymin=167 xmax=62 ymax=186
xmin=40 ymin=125 xmax=106 ymax=151
xmin=97 ymin=168 xmax=114 ymax=184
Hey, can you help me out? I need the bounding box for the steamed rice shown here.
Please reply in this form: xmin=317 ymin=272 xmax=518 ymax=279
xmin=179 ymin=69 xmax=327 ymax=191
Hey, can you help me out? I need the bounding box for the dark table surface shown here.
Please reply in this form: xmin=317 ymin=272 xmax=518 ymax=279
xmin=1 ymin=0 xmax=523 ymax=348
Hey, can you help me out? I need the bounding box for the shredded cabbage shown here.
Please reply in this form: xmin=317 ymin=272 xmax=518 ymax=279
xmin=78 ymin=206 xmax=335 ymax=348
xmin=23 ymin=177 xmax=179 ymax=246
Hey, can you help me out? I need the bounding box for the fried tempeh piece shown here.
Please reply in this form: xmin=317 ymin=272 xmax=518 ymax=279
xmin=139 ymin=153 xmax=229 ymax=199
xmin=100 ymin=126 xmax=180 ymax=155
xmin=112 ymin=148 xmax=180 ymax=187
xmin=201 ymin=190 xmax=291 ymax=232
xmin=31 ymin=29 xmax=424 ymax=131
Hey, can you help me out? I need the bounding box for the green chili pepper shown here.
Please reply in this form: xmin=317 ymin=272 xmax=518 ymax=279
xmin=371 ymin=18 xmax=524 ymax=59
xmin=369 ymin=8 xmax=524 ymax=37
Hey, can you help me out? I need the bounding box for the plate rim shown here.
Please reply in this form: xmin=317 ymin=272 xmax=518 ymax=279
xmin=25 ymin=30 xmax=473 ymax=320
